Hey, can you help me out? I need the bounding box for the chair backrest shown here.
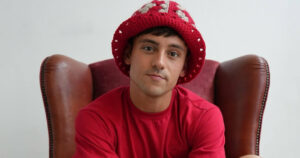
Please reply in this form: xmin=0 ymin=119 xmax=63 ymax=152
xmin=40 ymin=54 xmax=269 ymax=158
xmin=89 ymin=58 xmax=220 ymax=103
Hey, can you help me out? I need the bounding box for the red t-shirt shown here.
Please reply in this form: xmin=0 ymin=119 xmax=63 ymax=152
xmin=73 ymin=86 xmax=225 ymax=158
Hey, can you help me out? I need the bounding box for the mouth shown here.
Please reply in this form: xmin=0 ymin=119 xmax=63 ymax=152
xmin=147 ymin=74 xmax=166 ymax=81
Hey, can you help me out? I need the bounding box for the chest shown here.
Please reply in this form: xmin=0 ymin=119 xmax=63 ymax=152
xmin=115 ymin=114 xmax=190 ymax=158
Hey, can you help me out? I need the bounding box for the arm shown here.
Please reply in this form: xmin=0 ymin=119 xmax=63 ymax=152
xmin=188 ymin=107 xmax=226 ymax=158
xmin=72 ymin=110 xmax=119 ymax=158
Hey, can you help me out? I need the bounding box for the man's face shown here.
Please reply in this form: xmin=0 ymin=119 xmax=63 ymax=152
xmin=125 ymin=33 xmax=187 ymax=98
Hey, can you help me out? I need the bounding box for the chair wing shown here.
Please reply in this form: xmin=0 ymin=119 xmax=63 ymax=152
xmin=40 ymin=54 xmax=93 ymax=158
xmin=215 ymin=55 xmax=270 ymax=157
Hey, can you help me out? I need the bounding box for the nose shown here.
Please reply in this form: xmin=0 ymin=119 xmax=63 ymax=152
xmin=152 ymin=50 xmax=165 ymax=70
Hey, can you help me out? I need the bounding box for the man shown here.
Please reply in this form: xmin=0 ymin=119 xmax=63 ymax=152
xmin=73 ymin=0 xmax=226 ymax=157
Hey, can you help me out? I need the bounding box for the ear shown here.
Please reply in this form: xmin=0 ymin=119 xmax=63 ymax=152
xmin=179 ymin=64 xmax=186 ymax=77
xmin=180 ymin=52 xmax=190 ymax=77
xmin=179 ymin=69 xmax=186 ymax=77
xmin=123 ymin=44 xmax=132 ymax=65
xmin=179 ymin=58 xmax=188 ymax=77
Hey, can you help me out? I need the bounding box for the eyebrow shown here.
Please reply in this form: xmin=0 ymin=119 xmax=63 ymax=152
xmin=139 ymin=39 xmax=159 ymax=45
xmin=169 ymin=44 xmax=185 ymax=51
xmin=138 ymin=38 xmax=186 ymax=51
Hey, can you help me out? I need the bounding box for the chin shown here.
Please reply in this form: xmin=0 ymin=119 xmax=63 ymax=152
xmin=131 ymin=77 xmax=174 ymax=97
xmin=142 ymin=85 xmax=171 ymax=97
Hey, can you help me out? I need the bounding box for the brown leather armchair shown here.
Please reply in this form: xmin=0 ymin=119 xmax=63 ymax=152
xmin=40 ymin=54 xmax=270 ymax=158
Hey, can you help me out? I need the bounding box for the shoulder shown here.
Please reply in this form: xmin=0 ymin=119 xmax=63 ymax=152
xmin=78 ymin=86 xmax=128 ymax=121
xmin=74 ymin=88 xmax=127 ymax=150
xmin=175 ymin=86 xmax=225 ymax=148
xmin=174 ymin=86 xmax=224 ymax=133
xmin=175 ymin=86 xmax=219 ymax=112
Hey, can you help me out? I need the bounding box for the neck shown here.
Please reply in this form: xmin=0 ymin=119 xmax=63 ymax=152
xmin=129 ymin=85 xmax=173 ymax=113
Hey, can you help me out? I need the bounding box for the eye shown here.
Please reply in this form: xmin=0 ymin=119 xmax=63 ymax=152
xmin=142 ymin=46 xmax=154 ymax=52
xmin=168 ymin=51 xmax=179 ymax=57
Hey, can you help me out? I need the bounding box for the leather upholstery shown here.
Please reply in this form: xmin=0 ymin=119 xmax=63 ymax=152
xmin=40 ymin=55 xmax=93 ymax=158
xmin=89 ymin=59 xmax=129 ymax=99
xmin=215 ymin=55 xmax=270 ymax=157
xmin=181 ymin=59 xmax=220 ymax=103
xmin=40 ymin=54 xmax=270 ymax=158
xmin=89 ymin=58 xmax=220 ymax=103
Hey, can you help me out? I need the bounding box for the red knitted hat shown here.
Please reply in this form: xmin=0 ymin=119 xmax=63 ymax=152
xmin=111 ymin=0 xmax=206 ymax=84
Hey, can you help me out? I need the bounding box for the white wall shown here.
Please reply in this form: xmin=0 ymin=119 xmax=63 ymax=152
xmin=0 ymin=0 xmax=299 ymax=157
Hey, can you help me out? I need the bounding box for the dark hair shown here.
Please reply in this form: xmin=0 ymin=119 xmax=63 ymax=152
xmin=127 ymin=26 xmax=185 ymax=47
xmin=138 ymin=26 xmax=183 ymax=38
